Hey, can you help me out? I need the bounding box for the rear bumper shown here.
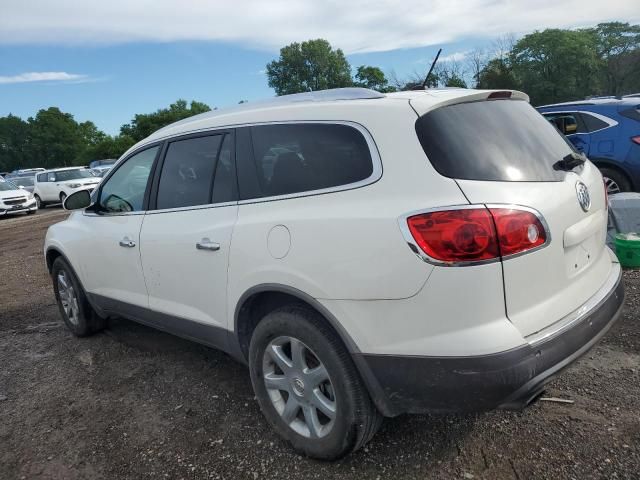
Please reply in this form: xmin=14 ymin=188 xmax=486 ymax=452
xmin=356 ymin=266 xmax=624 ymax=416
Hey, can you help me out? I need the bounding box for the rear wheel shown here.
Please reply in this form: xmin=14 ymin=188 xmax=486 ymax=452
xmin=34 ymin=194 xmax=43 ymax=209
xmin=59 ymin=192 xmax=67 ymax=206
xmin=600 ymin=167 xmax=631 ymax=194
xmin=52 ymin=257 xmax=106 ymax=336
xmin=249 ymin=305 xmax=382 ymax=460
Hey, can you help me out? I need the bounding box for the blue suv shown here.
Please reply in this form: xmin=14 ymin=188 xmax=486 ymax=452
xmin=537 ymin=97 xmax=640 ymax=193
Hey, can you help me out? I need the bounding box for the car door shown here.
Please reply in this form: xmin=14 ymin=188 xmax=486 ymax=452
xmin=76 ymin=145 xmax=160 ymax=309
xmin=39 ymin=172 xmax=58 ymax=201
xmin=140 ymin=131 xmax=238 ymax=334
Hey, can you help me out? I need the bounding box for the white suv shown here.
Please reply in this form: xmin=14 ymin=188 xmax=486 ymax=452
xmin=34 ymin=167 xmax=101 ymax=208
xmin=45 ymin=88 xmax=624 ymax=459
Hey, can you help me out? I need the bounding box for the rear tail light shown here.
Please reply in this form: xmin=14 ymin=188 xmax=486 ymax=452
xmin=631 ymin=135 xmax=640 ymax=145
xmin=405 ymin=207 xmax=547 ymax=264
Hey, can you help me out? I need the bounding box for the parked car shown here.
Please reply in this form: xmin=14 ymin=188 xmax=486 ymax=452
xmin=46 ymin=88 xmax=624 ymax=459
xmin=90 ymin=165 xmax=113 ymax=178
xmin=4 ymin=173 xmax=36 ymax=194
xmin=537 ymin=98 xmax=640 ymax=194
xmin=0 ymin=177 xmax=37 ymax=216
xmin=33 ymin=167 xmax=100 ymax=208
xmin=11 ymin=167 xmax=46 ymax=174
xmin=89 ymin=159 xmax=117 ymax=169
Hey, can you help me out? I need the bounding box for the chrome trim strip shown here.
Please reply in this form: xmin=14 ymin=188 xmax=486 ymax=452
xmin=236 ymin=120 xmax=383 ymax=205
xmin=525 ymin=261 xmax=622 ymax=346
xmin=397 ymin=203 xmax=551 ymax=267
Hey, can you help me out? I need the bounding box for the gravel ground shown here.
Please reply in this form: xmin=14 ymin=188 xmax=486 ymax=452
xmin=0 ymin=208 xmax=638 ymax=480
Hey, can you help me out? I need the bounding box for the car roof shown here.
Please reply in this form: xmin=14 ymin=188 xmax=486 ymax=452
xmin=42 ymin=167 xmax=88 ymax=173
xmin=133 ymin=87 xmax=527 ymax=154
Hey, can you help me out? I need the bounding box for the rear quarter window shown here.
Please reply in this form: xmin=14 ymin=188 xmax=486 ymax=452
xmin=416 ymin=100 xmax=571 ymax=182
xmin=239 ymin=123 xmax=374 ymax=199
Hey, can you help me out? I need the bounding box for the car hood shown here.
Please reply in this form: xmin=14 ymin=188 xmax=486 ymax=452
xmin=0 ymin=189 xmax=29 ymax=200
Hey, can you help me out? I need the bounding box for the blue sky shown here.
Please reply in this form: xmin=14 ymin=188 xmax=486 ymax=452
xmin=1 ymin=0 xmax=638 ymax=135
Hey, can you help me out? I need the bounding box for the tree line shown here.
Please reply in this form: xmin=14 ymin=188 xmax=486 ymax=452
xmin=1 ymin=22 xmax=637 ymax=172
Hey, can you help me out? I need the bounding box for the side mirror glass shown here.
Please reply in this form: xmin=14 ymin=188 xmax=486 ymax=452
xmin=63 ymin=189 xmax=92 ymax=211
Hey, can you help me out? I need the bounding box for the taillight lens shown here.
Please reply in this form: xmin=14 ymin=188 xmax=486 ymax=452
xmin=488 ymin=208 xmax=547 ymax=256
xmin=631 ymin=135 xmax=640 ymax=145
xmin=406 ymin=207 xmax=547 ymax=264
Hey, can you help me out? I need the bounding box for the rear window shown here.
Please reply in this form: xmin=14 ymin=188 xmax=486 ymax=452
xmin=247 ymin=123 xmax=373 ymax=198
xmin=581 ymin=113 xmax=609 ymax=132
xmin=415 ymin=100 xmax=572 ymax=182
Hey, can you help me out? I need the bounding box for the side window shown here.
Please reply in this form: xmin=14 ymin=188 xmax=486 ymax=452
xmin=156 ymin=133 xmax=234 ymax=210
xmin=247 ymin=123 xmax=374 ymax=198
xmin=99 ymin=146 xmax=158 ymax=213
xmin=37 ymin=173 xmax=47 ymax=182
xmin=543 ymin=112 xmax=585 ymax=135
xmin=47 ymin=173 xmax=56 ymax=182
xmin=581 ymin=113 xmax=609 ymax=132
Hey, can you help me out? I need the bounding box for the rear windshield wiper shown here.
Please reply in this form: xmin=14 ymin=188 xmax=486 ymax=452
xmin=553 ymin=152 xmax=586 ymax=171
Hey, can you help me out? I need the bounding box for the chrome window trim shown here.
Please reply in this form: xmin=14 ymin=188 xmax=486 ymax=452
xmin=146 ymin=200 xmax=238 ymax=215
xmin=397 ymin=203 xmax=551 ymax=267
xmin=132 ymin=120 xmax=382 ymax=206
xmin=236 ymin=120 xmax=382 ymax=205
xmin=541 ymin=110 xmax=618 ymax=135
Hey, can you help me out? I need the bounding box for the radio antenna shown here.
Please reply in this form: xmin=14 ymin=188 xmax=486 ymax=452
xmin=421 ymin=48 xmax=442 ymax=89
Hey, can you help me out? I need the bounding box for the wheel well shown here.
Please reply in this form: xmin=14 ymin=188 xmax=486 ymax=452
xmin=46 ymin=248 xmax=63 ymax=273
xmin=235 ymin=290 xmax=352 ymax=362
xmin=592 ymin=161 xmax=634 ymax=189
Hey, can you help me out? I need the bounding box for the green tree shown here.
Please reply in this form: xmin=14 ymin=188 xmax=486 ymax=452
xmin=82 ymin=134 xmax=136 ymax=162
xmin=121 ymin=99 xmax=211 ymax=142
xmin=477 ymin=58 xmax=519 ymax=90
xmin=0 ymin=114 xmax=29 ymax=172
xmin=588 ymin=22 xmax=640 ymax=95
xmin=25 ymin=107 xmax=86 ymax=168
xmin=354 ymin=65 xmax=396 ymax=92
xmin=266 ymin=39 xmax=353 ymax=95
xmin=509 ymin=29 xmax=601 ymax=105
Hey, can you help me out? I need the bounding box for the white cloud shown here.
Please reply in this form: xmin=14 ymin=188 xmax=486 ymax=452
xmin=439 ymin=51 xmax=470 ymax=63
xmin=0 ymin=71 xmax=89 ymax=84
xmin=0 ymin=1 xmax=638 ymax=53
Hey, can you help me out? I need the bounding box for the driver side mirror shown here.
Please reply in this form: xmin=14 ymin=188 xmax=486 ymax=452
xmin=63 ymin=189 xmax=92 ymax=211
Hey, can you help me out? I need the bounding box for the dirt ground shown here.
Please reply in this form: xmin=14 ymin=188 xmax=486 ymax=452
xmin=0 ymin=208 xmax=638 ymax=480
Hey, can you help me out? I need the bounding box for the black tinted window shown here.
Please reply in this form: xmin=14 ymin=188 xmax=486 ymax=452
xmin=156 ymin=134 xmax=233 ymax=210
xmin=248 ymin=124 xmax=373 ymax=198
xmin=581 ymin=113 xmax=609 ymax=132
xmin=416 ymin=100 xmax=570 ymax=182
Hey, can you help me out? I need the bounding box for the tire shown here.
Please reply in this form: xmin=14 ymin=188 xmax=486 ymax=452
xmin=27 ymin=209 xmax=36 ymax=215
xmin=59 ymin=192 xmax=67 ymax=206
xmin=600 ymin=167 xmax=631 ymax=194
xmin=249 ymin=305 xmax=382 ymax=460
xmin=51 ymin=257 xmax=106 ymax=336
xmin=34 ymin=194 xmax=44 ymax=209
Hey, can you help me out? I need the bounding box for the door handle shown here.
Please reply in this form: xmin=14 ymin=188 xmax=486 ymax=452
xmin=119 ymin=237 xmax=136 ymax=248
xmin=196 ymin=238 xmax=220 ymax=251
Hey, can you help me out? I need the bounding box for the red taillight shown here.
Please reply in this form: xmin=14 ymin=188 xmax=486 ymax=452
xmin=406 ymin=207 xmax=547 ymax=264
xmin=631 ymin=135 xmax=640 ymax=145
xmin=488 ymin=208 xmax=547 ymax=256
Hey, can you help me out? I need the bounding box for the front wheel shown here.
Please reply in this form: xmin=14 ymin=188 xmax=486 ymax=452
xmin=249 ymin=305 xmax=382 ymax=460
xmin=51 ymin=257 xmax=106 ymax=336
xmin=59 ymin=192 xmax=67 ymax=206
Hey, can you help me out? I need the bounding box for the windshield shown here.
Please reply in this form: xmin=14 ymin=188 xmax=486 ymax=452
xmin=415 ymin=99 xmax=571 ymax=182
xmin=0 ymin=180 xmax=19 ymax=192
xmin=11 ymin=176 xmax=34 ymax=186
xmin=55 ymin=169 xmax=97 ymax=181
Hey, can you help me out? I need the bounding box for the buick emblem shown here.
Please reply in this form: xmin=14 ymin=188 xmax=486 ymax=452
xmin=576 ymin=181 xmax=591 ymax=212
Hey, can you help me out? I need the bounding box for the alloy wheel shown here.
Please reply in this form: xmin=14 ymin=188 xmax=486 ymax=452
xmin=57 ymin=271 xmax=79 ymax=326
xmin=262 ymin=336 xmax=337 ymax=439
xmin=604 ymin=176 xmax=621 ymax=195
